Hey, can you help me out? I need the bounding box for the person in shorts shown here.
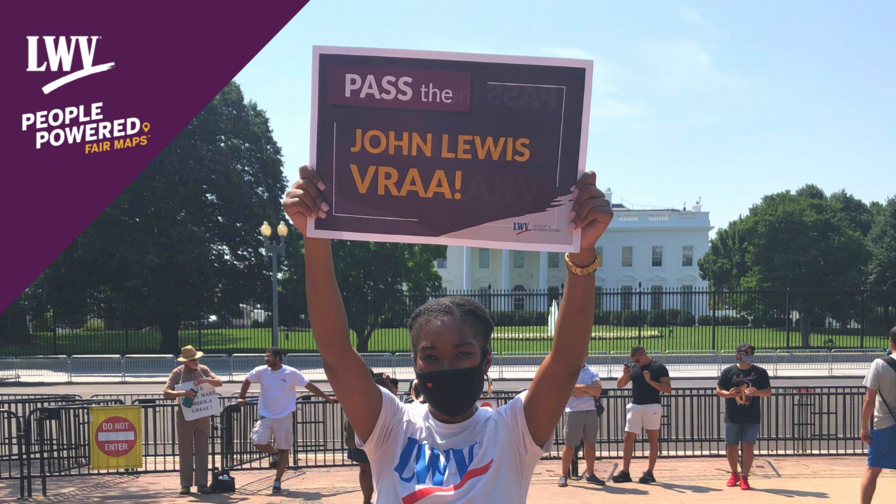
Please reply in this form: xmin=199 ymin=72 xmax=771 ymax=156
xmin=612 ymin=346 xmax=671 ymax=484
xmin=716 ymin=343 xmax=772 ymax=491
xmin=345 ymin=371 xmax=400 ymax=504
xmin=558 ymin=354 xmax=604 ymax=487
xmin=860 ymin=326 xmax=896 ymax=504
xmin=237 ymin=347 xmax=335 ymax=493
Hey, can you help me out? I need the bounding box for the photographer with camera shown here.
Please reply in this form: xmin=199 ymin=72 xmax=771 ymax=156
xmin=612 ymin=346 xmax=670 ymax=485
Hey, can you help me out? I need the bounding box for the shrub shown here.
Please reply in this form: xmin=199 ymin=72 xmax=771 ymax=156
xmin=593 ymin=310 xmax=611 ymax=325
xmin=83 ymin=319 xmax=106 ymax=332
xmin=697 ymin=315 xmax=714 ymax=326
xmin=621 ymin=311 xmax=640 ymax=327
xmin=677 ymin=311 xmax=696 ymax=326
xmin=647 ymin=310 xmax=667 ymax=327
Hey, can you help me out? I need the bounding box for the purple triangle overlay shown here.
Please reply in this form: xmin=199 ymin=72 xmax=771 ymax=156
xmin=0 ymin=1 xmax=311 ymax=312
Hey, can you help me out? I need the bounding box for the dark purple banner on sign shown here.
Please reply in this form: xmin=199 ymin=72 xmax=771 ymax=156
xmin=308 ymin=47 xmax=592 ymax=253
xmin=326 ymin=65 xmax=471 ymax=112
xmin=0 ymin=1 xmax=310 ymax=312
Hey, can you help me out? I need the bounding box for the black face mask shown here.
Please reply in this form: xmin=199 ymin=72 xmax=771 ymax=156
xmin=415 ymin=352 xmax=488 ymax=419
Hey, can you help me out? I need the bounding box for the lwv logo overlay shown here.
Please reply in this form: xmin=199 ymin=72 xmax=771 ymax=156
xmin=27 ymin=36 xmax=115 ymax=94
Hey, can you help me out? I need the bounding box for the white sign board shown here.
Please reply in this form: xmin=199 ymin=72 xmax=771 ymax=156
xmin=174 ymin=382 xmax=221 ymax=421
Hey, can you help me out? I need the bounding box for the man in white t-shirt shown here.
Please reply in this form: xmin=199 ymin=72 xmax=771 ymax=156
xmin=860 ymin=327 xmax=896 ymax=504
xmin=558 ymin=355 xmax=604 ymax=487
xmin=237 ymin=347 xmax=335 ymax=493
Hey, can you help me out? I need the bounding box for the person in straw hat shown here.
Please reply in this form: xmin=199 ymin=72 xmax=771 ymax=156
xmin=163 ymin=345 xmax=223 ymax=495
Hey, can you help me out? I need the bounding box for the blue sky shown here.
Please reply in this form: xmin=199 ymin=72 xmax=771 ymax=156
xmin=234 ymin=0 xmax=895 ymax=234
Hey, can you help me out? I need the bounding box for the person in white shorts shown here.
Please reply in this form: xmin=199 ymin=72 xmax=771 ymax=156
xmin=612 ymin=345 xmax=671 ymax=485
xmin=237 ymin=347 xmax=335 ymax=493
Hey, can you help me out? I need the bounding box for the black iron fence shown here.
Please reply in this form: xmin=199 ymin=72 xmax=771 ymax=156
xmin=0 ymin=386 xmax=874 ymax=497
xmin=2 ymin=288 xmax=894 ymax=356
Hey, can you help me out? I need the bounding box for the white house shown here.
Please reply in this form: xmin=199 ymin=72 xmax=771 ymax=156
xmin=435 ymin=190 xmax=713 ymax=311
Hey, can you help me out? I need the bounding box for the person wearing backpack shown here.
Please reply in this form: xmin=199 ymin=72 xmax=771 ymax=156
xmin=860 ymin=326 xmax=896 ymax=504
xmin=345 ymin=371 xmax=400 ymax=504
xmin=557 ymin=352 xmax=604 ymax=487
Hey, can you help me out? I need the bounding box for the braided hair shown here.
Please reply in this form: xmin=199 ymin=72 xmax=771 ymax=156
xmin=407 ymin=297 xmax=494 ymax=357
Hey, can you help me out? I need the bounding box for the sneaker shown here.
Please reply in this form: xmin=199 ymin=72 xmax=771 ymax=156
xmin=727 ymin=472 xmax=741 ymax=487
xmin=584 ymin=473 xmax=606 ymax=486
xmin=739 ymin=475 xmax=751 ymax=490
xmin=269 ymin=454 xmax=279 ymax=468
xmin=638 ymin=471 xmax=656 ymax=484
xmin=272 ymin=480 xmax=282 ymax=493
xmin=197 ymin=485 xmax=213 ymax=494
xmin=611 ymin=470 xmax=632 ymax=483
xmin=178 ymin=487 xmax=191 ymax=495
xmin=557 ymin=476 xmax=568 ymax=487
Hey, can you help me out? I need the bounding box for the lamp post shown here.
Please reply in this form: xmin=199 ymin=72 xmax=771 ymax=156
xmin=260 ymin=221 xmax=288 ymax=347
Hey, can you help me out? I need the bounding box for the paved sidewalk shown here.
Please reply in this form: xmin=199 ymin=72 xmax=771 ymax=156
xmin=3 ymin=456 xmax=892 ymax=503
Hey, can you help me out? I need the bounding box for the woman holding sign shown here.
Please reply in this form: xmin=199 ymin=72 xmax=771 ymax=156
xmin=283 ymin=166 xmax=612 ymax=503
xmin=163 ymin=345 xmax=223 ymax=495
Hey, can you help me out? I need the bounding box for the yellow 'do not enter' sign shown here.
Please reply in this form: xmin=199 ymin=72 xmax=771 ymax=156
xmin=89 ymin=406 xmax=143 ymax=470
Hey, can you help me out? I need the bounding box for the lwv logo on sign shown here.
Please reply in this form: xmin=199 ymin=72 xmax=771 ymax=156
xmin=26 ymin=36 xmax=115 ymax=94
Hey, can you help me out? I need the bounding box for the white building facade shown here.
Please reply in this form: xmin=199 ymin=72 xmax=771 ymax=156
xmin=435 ymin=192 xmax=712 ymax=307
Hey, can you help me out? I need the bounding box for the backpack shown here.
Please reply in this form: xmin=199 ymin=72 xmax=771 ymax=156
xmin=875 ymin=356 xmax=896 ymax=426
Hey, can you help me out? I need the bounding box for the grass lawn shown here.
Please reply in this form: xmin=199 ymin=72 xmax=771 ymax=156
xmin=2 ymin=324 xmax=887 ymax=356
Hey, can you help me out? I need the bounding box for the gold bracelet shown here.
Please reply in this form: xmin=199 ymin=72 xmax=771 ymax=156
xmin=564 ymin=252 xmax=601 ymax=276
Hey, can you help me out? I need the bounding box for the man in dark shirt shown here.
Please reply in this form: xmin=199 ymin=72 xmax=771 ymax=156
xmin=716 ymin=343 xmax=772 ymax=491
xmin=611 ymin=346 xmax=671 ymax=484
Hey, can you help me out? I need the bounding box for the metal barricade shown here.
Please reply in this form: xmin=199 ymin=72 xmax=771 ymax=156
xmin=0 ymin=410 xmax=25 ymax=499
xmin=285 ymin=353 xmax=325 ymax=379
xmin=196 ymin=354 xmax=232 ymax=381
xmin=830 ymin=349 xmax=886 ymax=376
xmin=70 ymin=355 xmax=123 ymax=382
xmin=393 ymin=353 xmax=415 ymax=379
xmin=494 ymin=352 xmax=547 ymax=379
xmin=775 ymin=349 xmax=831 ymax=376
xmin=14 ymin=356 xmax=70 ymax=382
xmin=0 ymin=357 xmax=19 ymax=382
xmin=122 ymin=355 xmax=176 ymax=380
xmin=230 ymin=354 xmax=265 ymax=379
xmin=660 ymin=351 xmax=720 ymax=375
xmin=720 ymin=349 xmax=776 ymax=375
xmin=359 ymin=353 xmax=394 ymax=376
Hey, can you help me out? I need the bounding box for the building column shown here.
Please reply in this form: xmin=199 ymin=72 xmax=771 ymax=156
xmin=463 ymin=247 xmax=472 ymax=290
xmin=501 ymin=250 xmax=511 ymax=290
xmin=539 ymin=252 xmax=549 ymax=310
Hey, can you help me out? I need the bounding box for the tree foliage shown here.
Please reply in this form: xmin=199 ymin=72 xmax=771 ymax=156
xmin=700 ymin=185 xmax=871 ymax=347
xmin=38 ymin=82 xmax=287 ymax=353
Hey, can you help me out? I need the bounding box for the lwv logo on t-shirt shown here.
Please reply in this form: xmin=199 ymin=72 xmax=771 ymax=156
xmin=394 ymin=438 xmax=493 ymax=504
xmin=26 ymin=36 xmax=115 ymax=94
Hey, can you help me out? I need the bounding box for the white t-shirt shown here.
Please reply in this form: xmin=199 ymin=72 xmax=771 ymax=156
xmin=863 ymin=358 xmax=896 ymax=430
xmin=246 ymin=364 xmax=309 ymax=418
xmin=565 ymin=366 xmax=601 ymax=413
xmin=357 ymin=388 xmax=552 ymax=504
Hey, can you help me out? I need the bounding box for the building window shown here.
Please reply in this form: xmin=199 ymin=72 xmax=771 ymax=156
xmin=548 ymin=252 xmax=560 ymax=268
xmin=682 ymin=246 xmax=694 ymax=267
xmin=681 ymin=285 xmax=694 ymax=313
xmin=436 ymin=257 xmax=447 ymax=269
xmin=621 ymin=247 xmax=633 ymax=268
xmin=595 ymin=286 xmax=603 ymax=311
xmin=513 ymin=251 xmax=525 ymax=269
xmin=479 ymin=248 xmax=490 ymax=269
xmin=651 ymin=285 xmax=664 ymax=310
xmin=595 ymin=246 xmax=603 ymax=267
xmin=512 ymin=284 xmax=527 ymax=311
xmin=621 ymin=286 xmax=633 ymax=311
xmin=652 ymin=246 xmax=663 ymax=267
xmin=478 ymin=286 xmax=491 ymax=310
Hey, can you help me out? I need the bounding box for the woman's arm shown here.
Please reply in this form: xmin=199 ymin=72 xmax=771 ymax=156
xmin=524 ymin=172 xmax=613 ymax=447
xmin=283 ymin=166 xmax=382 ymax=442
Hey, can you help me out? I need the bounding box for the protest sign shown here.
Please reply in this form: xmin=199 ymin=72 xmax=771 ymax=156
xmin=174 ymin=382 xmax=221 ymax=421
xmin=307 ymin=47 xmax=592 ymax=252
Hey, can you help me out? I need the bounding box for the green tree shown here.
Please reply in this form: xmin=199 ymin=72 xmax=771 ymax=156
xmin=868 ymin=196 xmax=896 ymax=291
xmin=40 ymin=82 xmax=287 ymax=353
xmin=700 ymin=185 xmax=871 ymax=347
xmin=829 ymin=189 xmax=874 ymax=237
